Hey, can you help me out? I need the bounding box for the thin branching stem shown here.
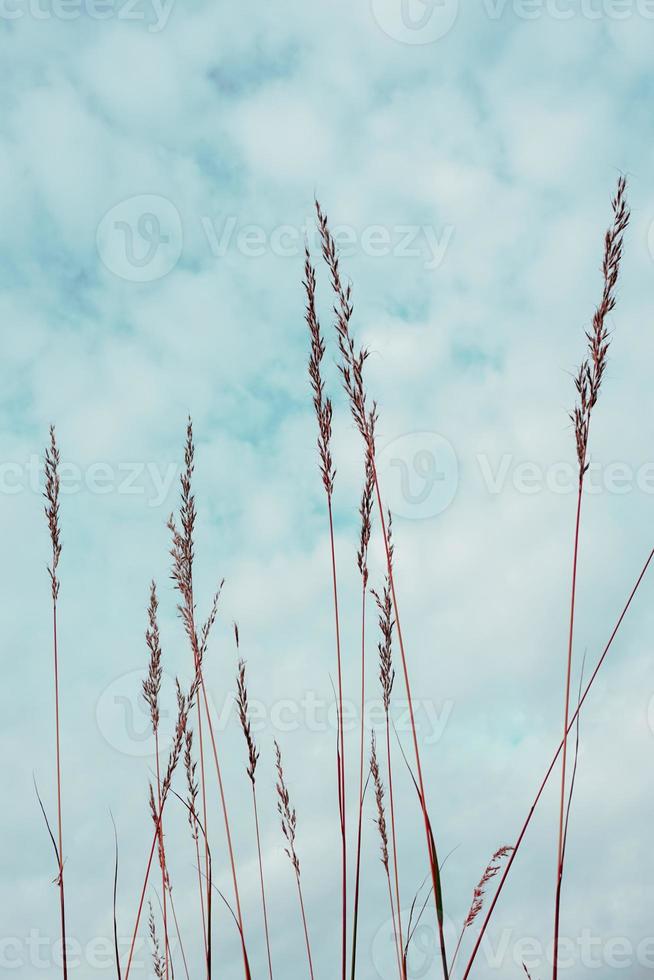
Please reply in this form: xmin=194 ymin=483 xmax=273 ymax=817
xmin=462 ymin=544 xmax=654 ymax=980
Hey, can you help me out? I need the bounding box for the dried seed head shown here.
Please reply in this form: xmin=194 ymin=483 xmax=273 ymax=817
xmin=44 ymin=425 xmax=62 ymax=602
xmin=184 ymin=727 xmax=199 ymax=841
xmin=161 ymin=680 xmax=189 ymax=803
xmin=373 ymin=512 xmax=395 ymax=712
xmin=357 ymin=449 xmax=375 ymax=587
xmin=148 ymin=902 xmax=166 ymax=980
xmin=168 ymin=419 xmax=224 ymax=701
xmin=236 ymin=656 xmax=259 ymax=784
xmin=463 ymin=846 xmax=513 ymax=929
xmin=370 ymin=732 xmax=390 ymax=873
xmin=315 ymin=200 xmax=377 ymax=459
xmin=275 ymin=741 xmax=300 ymax=875
xmin=572 ymin=177 xmax=630 ymax=474
xmin=143 ymin=582 xmax=163 ymax=734
xmin=148 ymin=783 xmax=169 ymax=889
xmin=305 ymin=245 xmax=336 ymax=498
xmin=169 ymin=418 xmax=198 ymax=653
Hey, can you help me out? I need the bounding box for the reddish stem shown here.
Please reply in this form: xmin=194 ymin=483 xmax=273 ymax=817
xmin=327 ymin=497 xmax=347 ymax=980
xmin=252 ymin=784 xmax=274 ymax=980
xmin=52 ymin=602 xmax=68 ymax=980
xmin=553 ymin=479 xmax=583 ymax=980
xmin=372 ymin=468 xmax=449 ymax=980
xmin=192 ymin=829 xmax=209 ymax=972
xmin=295 ymin=872 xmax=315 ymax=980
xmin=155 ymin=734 xmax=170 ymax=980
xmin=350 ymin=584 xmax=367 ymax=979
xmin=195 ymin=697 xmax=212 ymax=951
xmin=386 ymin=867 xmax=403 ymax=980
xmin=386 ymin=715 xmax=404 ymax=972
xmin=461 ymin=546 xmax=654 ymax=980
xmin=198 ymin=674 xmax=248 ymax=967
xmin=168 ymin=889 xmax=191 ymax=980
xmin=124 ymin=826 xmax=159 ymax=980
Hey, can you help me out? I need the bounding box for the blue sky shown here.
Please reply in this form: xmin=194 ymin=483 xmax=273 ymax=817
xmin=2 ymin=2 xmax=654 ymax=978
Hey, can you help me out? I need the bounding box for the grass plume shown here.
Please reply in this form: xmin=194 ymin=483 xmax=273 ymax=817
xmin=236 ymin=636 xmax=273 ymax=980
xmin=554 ymin=176 xmax=630 ymax=980
xmin=275 ymin=741 xmax=314 ymax=980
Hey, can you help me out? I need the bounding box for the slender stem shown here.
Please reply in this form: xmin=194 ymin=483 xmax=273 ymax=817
xmin=350 ymin=584 xmax=367 ymax=980
xmin=155 ymin=734 xmax=170 ymax=980
xmin=198 ymin=676 xmax=247 ymax=960
xmin=372 ymin=469 xmax=449 ymax=980
xmin=327 ymin=497 xmax=347 ymax=980
xmin=252 ymin=784 xmax=274 ymax=980
xmin=192 ymin=831 xmax=209 ymax=973
xmin=168 ymin=889 xmax=191 ymax=980
xmin=126 ymin=668 xmax=248 ymax=980
xmin=386 ymin=715 xmax=404 ymax=973
xmin=189 ymin=577 xmax=212 ymax=951
xmin=124 ymin=826 xmax=159 ymax=980
xmin=52 ymin=601 xmax=68 ymax=980
xmin=186 ymin=578 xmax=246 ymax=973
xmin=295 ymin=872 xmax=315 ymax=980
xmin=461 ymin=546 xmax=654 ymax=980
xmin=553 ymin=479 xmax=584 ymax=980
xmin=195 ymin=698 xmax=212 ymax=950
xmin=386 ymin=868 xmax=403 ymax=980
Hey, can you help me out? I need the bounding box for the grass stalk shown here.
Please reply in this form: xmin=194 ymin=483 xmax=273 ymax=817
xmin=275 ymin=741 xmax=315 ymax=980
xmin=44 ymin=426 xmax=68 ymax=980
xmin=236 ymin=644 xmax=274 ymax=980
xmin=553 ymin=177 xmax=629 ymax=979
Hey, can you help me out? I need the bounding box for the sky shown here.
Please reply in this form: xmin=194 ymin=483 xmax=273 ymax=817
xmin=2 ymin=2 xmax=654 ymax=978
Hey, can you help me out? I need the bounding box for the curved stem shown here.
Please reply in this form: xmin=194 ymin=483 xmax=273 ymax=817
xmin=327 ymin=497 xmax=347 ymax=980
xmin=461 ymin=545 xmax=654 ymax=980
xmin=553 ymin=479 xmax=584 ymax=979
xmin=372 ymin=469 xmax=449 ymax=980
xmin=252 ymin=784 xmax=274 ymax=980
xmin=350 ymin=584 xmax=367 ymax=980
xmin=386 ymin=715 xmax=404 ymax=974
xmin=155 ymin=734 xmax=170 ymax=980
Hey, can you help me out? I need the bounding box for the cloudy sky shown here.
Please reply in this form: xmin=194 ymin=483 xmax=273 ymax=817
xmin=2 ymin=2 xmax=654 ymax=978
